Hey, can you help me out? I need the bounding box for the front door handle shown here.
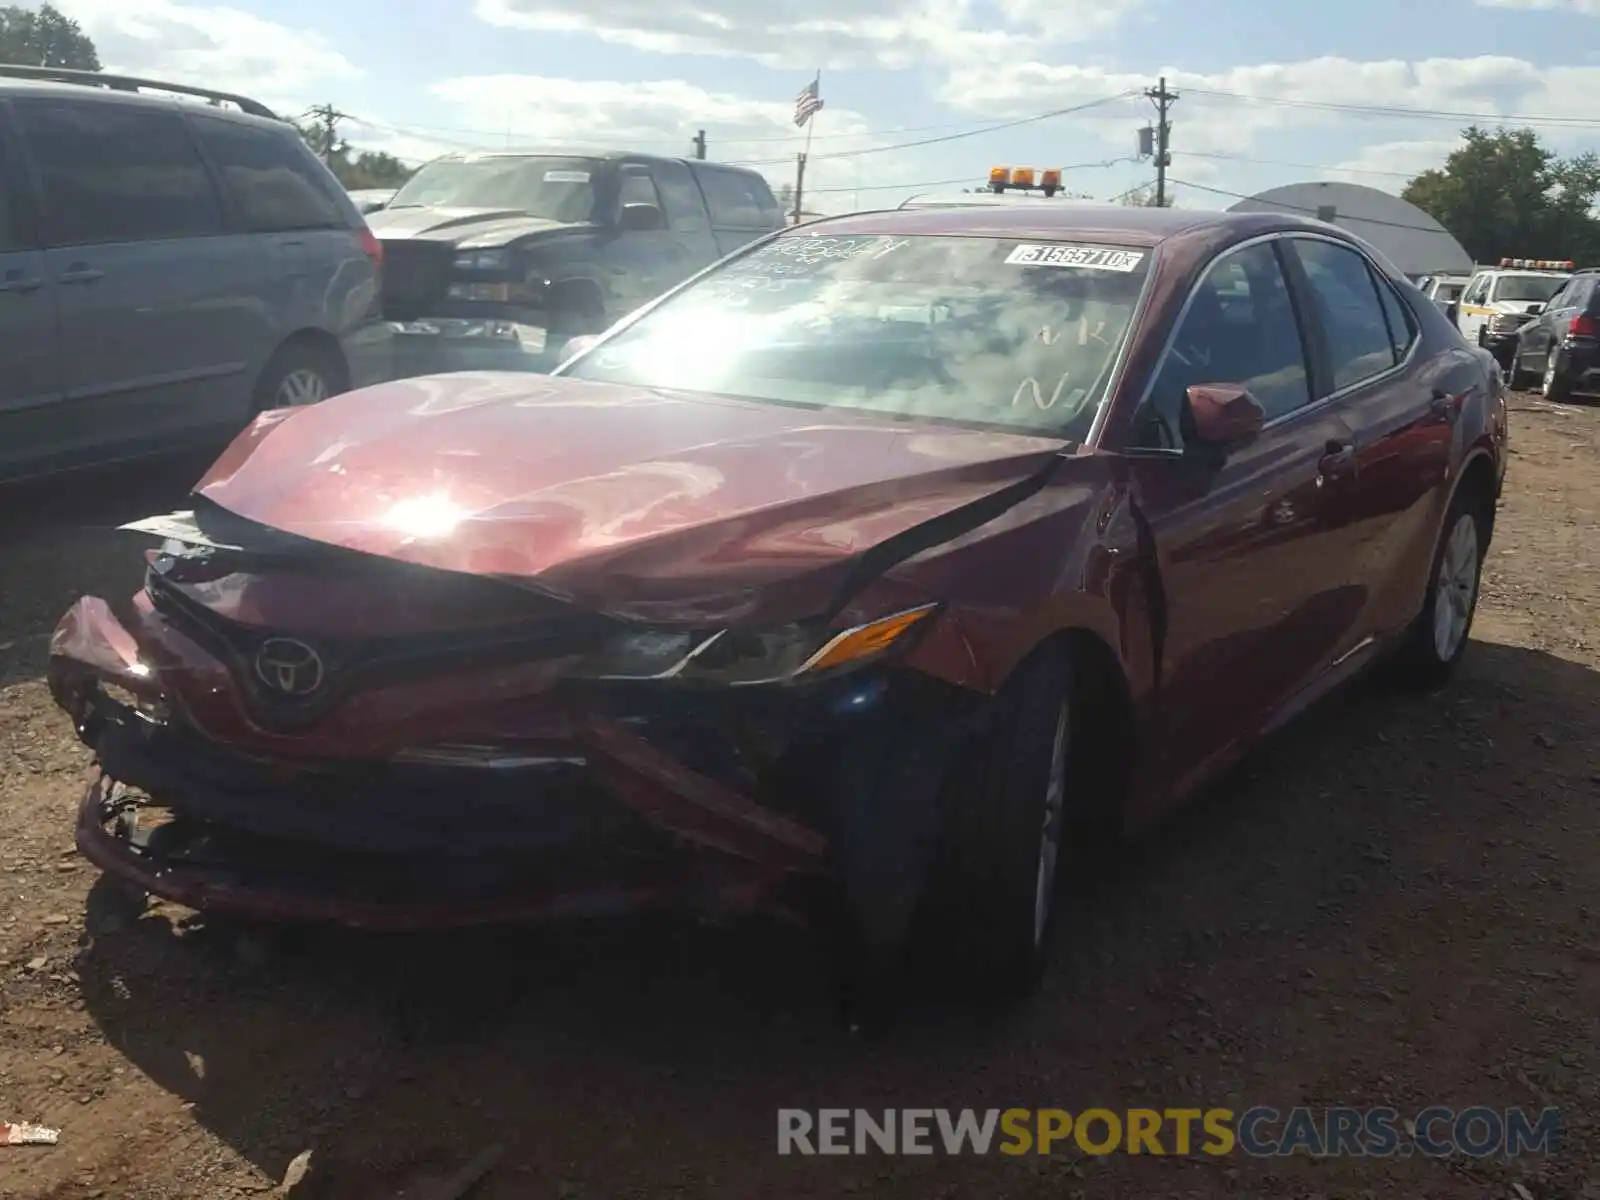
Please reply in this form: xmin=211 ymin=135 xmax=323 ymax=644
xmin=0 ymin=270 xmax=41 ymax=293
xmin=1317 ymin=440 xmax=1356 ymax=480
xmin=59 ymin=264 xmax=103 ymax=284
xmin=1429 ymin=389 xmax=1460 ymax=421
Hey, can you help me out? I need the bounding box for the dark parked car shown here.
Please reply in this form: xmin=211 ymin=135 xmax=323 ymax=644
xmin=0 ymin=66 xmax=390 ymax=483
xmin=1508 ymin=266 xmax=1600 ymax=399
xmin=368 ymin=150 xmax=785 ymax=376
xmin=49 ymin=204 xmax=1508 ymax=1017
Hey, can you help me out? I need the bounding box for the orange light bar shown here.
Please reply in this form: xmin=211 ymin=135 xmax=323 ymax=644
xmin=1040 ymin=168 xmax=1061 ymax=186
xmin=1010 ymin=167 xmax=1035 ymax=187
xmin=989 ymin=166 xmax=1009 ymax=185
xmin=1500 ymin=257 xmax=1576 ymax=270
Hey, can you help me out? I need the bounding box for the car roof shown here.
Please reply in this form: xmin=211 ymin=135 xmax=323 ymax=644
xmin=421 ymin=149 xmax=766 ymax=176
xmin=0 ymin=74 xmax=280 ymax=126
xmin=791 ymin=203 xmax=1338 ymax=249
xmin=899 ymin=192 xmax=1089 ymax=208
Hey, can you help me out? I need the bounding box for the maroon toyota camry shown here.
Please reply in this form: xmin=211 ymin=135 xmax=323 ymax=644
xmin=49 ymin=204 xmax=1508 ymax=1011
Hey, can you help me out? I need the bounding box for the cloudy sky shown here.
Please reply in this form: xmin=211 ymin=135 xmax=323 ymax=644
xmin=47 ymin=0 xmax=1600 ymax=212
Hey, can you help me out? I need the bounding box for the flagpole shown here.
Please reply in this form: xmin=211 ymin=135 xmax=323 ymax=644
xmin=793 ymin=69 xmax=819 ymax=224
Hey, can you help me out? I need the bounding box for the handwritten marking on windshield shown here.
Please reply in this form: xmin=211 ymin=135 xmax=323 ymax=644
xmin=1037 ymin=317 xmax=1111 ymax=346
xmin=1012 ymin=374 xmax=1087 ymax=411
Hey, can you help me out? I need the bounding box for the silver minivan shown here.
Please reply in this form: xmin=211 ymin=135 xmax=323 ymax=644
xmin=0 ymin=67 xmax=391 ymax=483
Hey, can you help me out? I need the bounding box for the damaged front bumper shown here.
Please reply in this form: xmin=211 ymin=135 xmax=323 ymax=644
xmin=49 ymin=594 xmax=952 ymax=931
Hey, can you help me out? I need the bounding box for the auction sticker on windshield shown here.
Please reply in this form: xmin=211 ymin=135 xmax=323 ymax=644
xmin=544 ymin=170 xmax=591 ymax=183
xmin=1006 ymin=244 xmax=1145 ymax=271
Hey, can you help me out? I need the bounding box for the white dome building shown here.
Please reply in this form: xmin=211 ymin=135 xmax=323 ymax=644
xmin=1226 ymin=181 xmax=1472 ymax=278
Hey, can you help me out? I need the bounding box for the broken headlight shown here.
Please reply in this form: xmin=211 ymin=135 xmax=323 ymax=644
xmin=578 ymin=604 xmax=938 ymax=686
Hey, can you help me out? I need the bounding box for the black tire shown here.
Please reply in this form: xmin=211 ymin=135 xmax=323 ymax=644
xmin=252 ymin=339 xmax=346 ymax=414
xmin=1542 ymin=351 xmax=1573 ymax=402
xmin=924 ymin=645 xmax=1076 ymax=1000
xmin=1390 ymin=484 xmax=1489 ymax=690
xmin=1507 ymin=348 xmax=1537 ymax=391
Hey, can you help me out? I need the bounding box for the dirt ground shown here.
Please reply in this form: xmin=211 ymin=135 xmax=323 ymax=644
xmin=1 ymin=400 xmax=1597 ymax=1200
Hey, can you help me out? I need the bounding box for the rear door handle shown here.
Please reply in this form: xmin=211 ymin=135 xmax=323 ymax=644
xmin=1317 ymin=440 xmax=1356 ymax=479
xmin=1429 ymin=389 xmax=1459 ymax=421
xmin=59 ymin=264 xmax=103 ymax=284
xmin=0 ymin=270 xmax=41 ymax=293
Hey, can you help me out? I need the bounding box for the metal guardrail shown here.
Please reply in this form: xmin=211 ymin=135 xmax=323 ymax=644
xmin=0 ymin=65 xmax=278 ymax=120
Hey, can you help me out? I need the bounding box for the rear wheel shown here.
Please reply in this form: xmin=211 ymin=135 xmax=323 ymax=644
xmin=1542 ymin=351 xmax=1572 ymax=402
xmin=252 ymin=339 xmax=346 ymax=414
xmin=1391 ymin=486 xmax=1488 ymax=689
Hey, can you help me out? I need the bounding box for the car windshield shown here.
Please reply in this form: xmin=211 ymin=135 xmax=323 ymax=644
xmin=561 ymin=233 xmax=1152 ymax=440
xmin=386 ymin=155 xmax=600 ymax=222
xmin=1494 ymin=274 xmax=1567 ymax=303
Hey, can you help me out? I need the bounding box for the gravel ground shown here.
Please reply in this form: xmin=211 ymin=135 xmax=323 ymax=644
xmin=1 ymin=401 xmax=1597 ymax=1199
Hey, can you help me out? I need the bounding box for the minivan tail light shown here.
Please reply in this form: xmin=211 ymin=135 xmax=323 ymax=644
xmin=359 ymin=225 xmax=383 ymax=275
xmin=1570 ymin=314 xmax=1597 ymax=338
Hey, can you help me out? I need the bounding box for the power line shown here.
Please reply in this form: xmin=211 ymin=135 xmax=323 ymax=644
xmin=342 ymin=102 xmax=1145 ymax=149
xmin=1184 ymin=87 xmax=1600 ymax=130
xmin=724 ymin=92 xmax=1143 ymax=166
xmin=1177 ymin=148 xmax=1416 ymax=179
xmin=806 ymin=156 xmax=1140 ymax=195
xmin=1164 ymin=176 xmax=1460 ymax=235
xmin=1106 ymin=179 xmax=1158 ymax=203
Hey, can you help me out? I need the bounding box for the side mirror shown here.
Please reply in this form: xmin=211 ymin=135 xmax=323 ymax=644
xmin=1183 ymin=384 xmax=1265 ymax=451
xmin=617 ymin=202 xmax=666 ymax=232
xmin=1525 ymin=302 xmax=1545 ymax=315
xmin=555 ymin=334 xmax=600 ymax=366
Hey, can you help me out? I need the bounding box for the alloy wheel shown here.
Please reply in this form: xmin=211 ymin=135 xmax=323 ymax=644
xmin=1033 ymin=702 xmax=1070 ymax=950
xmin=275 ymin=368 xmax=328 ymax=407
xmin=1432 ymin=513 xmax=1480 ymax=662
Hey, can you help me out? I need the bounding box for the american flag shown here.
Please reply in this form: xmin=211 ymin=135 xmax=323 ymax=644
xmin=794 ymin=76 xmax=824 ymax=127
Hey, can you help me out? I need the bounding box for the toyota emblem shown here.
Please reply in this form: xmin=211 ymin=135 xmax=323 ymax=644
xmin=253 ymin=637 xmax=325 ymax=697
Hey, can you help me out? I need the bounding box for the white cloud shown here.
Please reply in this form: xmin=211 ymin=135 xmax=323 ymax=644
xmin=1323 ymin=139 xmax=1463 ymax=188
xmin=420 ymin=74 xmax=901 ymax=209
xmin=471 ymin=0 xmax=1142 ymax=70
xmin=939 ymin=55 xmax=1600 ymax=161
xmin=55 ymin=0 xmax=358 ymax=115
xmin=1476 ymin=0 xmax=1600 ymax=10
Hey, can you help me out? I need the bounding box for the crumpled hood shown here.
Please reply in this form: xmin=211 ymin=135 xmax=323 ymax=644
xmin=191 ymin=373 xmax=1069 ymax=625
xmin=365 ymin=206 xmax=580 ymax=246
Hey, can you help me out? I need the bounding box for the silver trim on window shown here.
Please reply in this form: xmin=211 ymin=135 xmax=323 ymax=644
xmin=1121 ymin=230 xmax=1424 ymax=451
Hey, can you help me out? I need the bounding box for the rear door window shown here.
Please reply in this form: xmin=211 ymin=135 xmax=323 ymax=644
xmin=693 ymin=166 xmax=781 ymax=228
xmin=1287 ymin=238 xmax=1400 ymax=393
xmin=13 ymin=99 xmax=222 ymax=246
xmin=190 ymin=116 xmax=348 ymax=232
xmin=1372 ymin=269 xmax=1417 ymax=363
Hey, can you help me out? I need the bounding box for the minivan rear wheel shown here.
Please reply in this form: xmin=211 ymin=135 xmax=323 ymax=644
xmin=253 ymin=340 xmax=346 ymax=414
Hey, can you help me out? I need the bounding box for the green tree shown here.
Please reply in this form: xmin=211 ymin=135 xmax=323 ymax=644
xmin=1402 ymin=126 xmax=1600 ymax=264
xmin=296 ymin=121 xmax=414 ymax=190
xmin=0 ymin=3 xmax=100 ymax=70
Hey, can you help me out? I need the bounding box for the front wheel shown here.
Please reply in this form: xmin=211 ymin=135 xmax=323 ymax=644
xmin=924 ymin=647 xmax=1077 ymax=1000
xmin=1507 ymin=349 xmax=1537 ymax=390
xmin=1391 ymin=489 xmax=1487 ymax=689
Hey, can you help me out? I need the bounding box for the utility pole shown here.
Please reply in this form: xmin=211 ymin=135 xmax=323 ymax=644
xmin=1144 ymin=77 xmax=1176 ymax=207
xmin=308 ymin=102 xmax=350 ymax=166
xmin=692 ymin=129 xmax=707 ymax=159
